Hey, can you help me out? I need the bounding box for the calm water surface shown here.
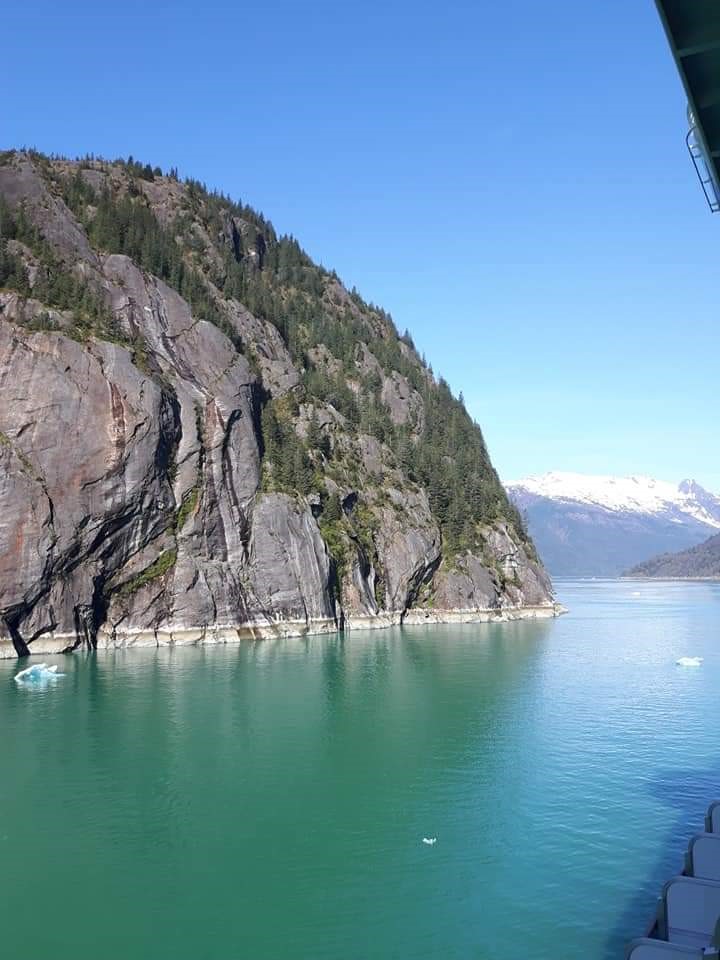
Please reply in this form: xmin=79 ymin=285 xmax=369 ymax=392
xmin=2 ymin=580 xmax=719 ymax=959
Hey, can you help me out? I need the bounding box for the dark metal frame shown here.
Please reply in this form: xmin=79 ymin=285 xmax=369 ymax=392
xmin=655 ymin=1 xmax=720 ymax=213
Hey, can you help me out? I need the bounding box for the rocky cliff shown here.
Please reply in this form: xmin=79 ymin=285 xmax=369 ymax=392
xmin=0 ymin=150 xmax=555 ymax=658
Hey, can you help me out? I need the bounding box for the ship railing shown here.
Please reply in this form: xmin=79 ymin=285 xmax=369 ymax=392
xmin=686 ymin=107 xmax=720 ymax=213
xmin=625 ymin=802 xmax=720 ymax=957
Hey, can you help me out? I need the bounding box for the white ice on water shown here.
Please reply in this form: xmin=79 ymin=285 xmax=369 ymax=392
xmin=14 ymin=663 xmax=64 ymax=685
xmin=676 ymin=656 xmax=703 ymax=667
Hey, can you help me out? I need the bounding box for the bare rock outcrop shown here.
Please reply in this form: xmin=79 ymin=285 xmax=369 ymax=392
xmin=247 ymin=493 xmax=336 ymax=626
xmin=374 ymin=490 xmax=441 ymax=611
xmin=430 ymin=522 xmax=553 ymax=612
xmin=381 ymin=371 xmax=424 ymax=432
xmin=0 ymin=325 xmax=175 ymax=654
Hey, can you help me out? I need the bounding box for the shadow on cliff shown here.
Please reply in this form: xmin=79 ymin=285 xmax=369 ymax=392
xmin=602 ymin=764 xmax=720 ymax=959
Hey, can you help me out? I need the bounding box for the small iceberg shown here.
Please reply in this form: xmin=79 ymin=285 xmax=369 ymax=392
xmin=676 ymin=656 xmax=703 ymax=667
xmin=14 ymin=663 xmax=64 ymax=685
xmin=422 ymin=837 xmax=437 ymax=845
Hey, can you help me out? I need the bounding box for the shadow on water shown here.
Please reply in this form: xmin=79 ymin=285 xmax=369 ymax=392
xmin=602 ymin=764 xmax=720 ymax=960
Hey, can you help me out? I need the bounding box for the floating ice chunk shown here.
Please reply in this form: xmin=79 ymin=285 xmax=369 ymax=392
xmin=422 ymin=837 xmax=437 ymax=845
xmin=14 ymin=663 xmax=64 ymax=685
xmin=676 ymin=656 xmax=703 ymax=667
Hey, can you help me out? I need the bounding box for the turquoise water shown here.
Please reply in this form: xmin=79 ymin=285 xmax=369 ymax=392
xmin=1 ymin=580 xmax=719 ymax=959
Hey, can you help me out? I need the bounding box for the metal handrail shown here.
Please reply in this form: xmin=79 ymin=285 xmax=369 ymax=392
xmin=686 ymin=125 xmax=720 ymax=213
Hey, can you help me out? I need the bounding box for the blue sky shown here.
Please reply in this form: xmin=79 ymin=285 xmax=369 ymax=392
xmin=5 ymin=0 xmax=719 ymax=489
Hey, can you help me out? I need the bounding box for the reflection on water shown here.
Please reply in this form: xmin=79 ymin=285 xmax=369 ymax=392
xmin=0 ymin=582 xmax=718 ymax=960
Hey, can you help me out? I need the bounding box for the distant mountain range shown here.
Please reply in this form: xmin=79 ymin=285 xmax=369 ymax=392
xmin=624 ymin=533 xmax=720 ymax=579
xmin=506 ymin=472 xmax=720 ymax=577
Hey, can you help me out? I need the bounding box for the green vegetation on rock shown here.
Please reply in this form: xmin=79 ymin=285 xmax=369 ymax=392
xmin=260 ymin=396 xmax=316 ymax=496
xmin=176 ymin=486 xmax=200 ymax=532
xmin=0 ymin=195 xmax=120 ymax=341
xmin=117 ymin=548 xmax=178 ymax=597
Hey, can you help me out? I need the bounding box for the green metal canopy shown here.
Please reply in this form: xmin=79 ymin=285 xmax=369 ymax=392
xmin=655 ymin=0 xmax=720 ymax=211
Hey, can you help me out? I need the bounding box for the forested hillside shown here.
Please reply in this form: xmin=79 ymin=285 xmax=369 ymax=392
xmin=625 ymin=533 xmax=720 ymax=579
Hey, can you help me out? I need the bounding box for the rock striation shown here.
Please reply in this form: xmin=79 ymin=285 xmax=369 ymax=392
xmin=0 ymin=150 xmax=556 ymax=658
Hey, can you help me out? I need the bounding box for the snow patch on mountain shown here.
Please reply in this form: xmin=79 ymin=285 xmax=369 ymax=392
xmin=507 ymin=472 xmax=720 ymax=529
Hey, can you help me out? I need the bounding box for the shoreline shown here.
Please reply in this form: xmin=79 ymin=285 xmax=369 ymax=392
xmin=0 ymin=603 xmax=566 ymax=660
xmin=619 ymin=576 xmax=720 ymax=582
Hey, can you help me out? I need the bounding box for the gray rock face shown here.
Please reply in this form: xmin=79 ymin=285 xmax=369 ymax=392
xmin=484 ymin=523 xmax=553 ymax=606
xmin=374 ymin=490 xmax=441 ymax=611
xmin=247 ymin=494 xmax=336 ymax=624
xmin=342 ymin=555 xmax=380 ymax=620
xmin=431 ymin=522 xmax=552 ymax=611
xmin=0 ymin=325 xmax=175 ymax=653
xmin=380 ymin=371 xmax=424 ymax=432
xmin=226 ymin=301 xmax=300 ymax=398
xmin=0 ymin=155 xmax=99 ymax=268
xmin=0 ymin=152 xmax=555 ymax=657
xmin=432 ymin=558 xmax=500 ymax=611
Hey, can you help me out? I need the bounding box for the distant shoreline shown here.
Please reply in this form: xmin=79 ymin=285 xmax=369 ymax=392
xmin=619 ymin=576 xmax=720 ymax=583
xmin=549 ymin=576 xmax=720 ymax=583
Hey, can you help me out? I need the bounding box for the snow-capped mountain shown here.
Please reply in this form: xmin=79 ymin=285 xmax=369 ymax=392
xmin=513 ymin=473 xmax=720 ymax=528
xmin=506 ymin=472 xmax=720 ymax=577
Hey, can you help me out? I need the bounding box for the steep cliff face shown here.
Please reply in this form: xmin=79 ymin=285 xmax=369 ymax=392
xmin=0 ymin=150 xmax=555 ymax=657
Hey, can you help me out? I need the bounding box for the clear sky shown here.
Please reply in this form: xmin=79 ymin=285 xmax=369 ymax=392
xmin=4 ymin=0 xmax=719 ymax=489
